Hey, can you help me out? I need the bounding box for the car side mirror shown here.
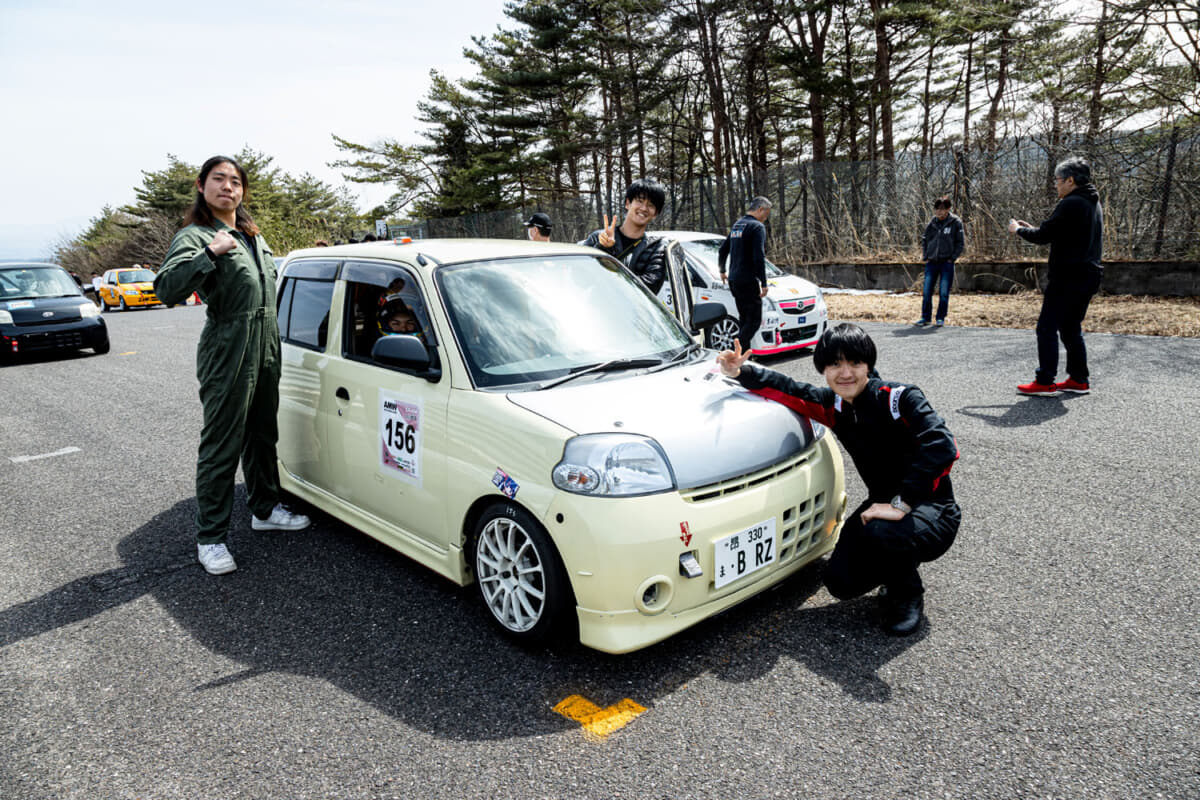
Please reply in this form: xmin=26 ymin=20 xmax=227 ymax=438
xmin=371 ymin=334 xmax=441 ymax=382
xmin=691 ymin=301 xmax=725 ymax=331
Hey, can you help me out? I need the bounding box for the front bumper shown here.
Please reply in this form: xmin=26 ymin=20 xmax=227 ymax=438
xmin=545 ymin=436 xmax=846 ymax=653
xmin=1 ymin=318 xmax=108 ymax=356
xmin=751 ymin=309 xmax=828 ymax=355
xmin=119 ymin=291 xmax=161 ymax=307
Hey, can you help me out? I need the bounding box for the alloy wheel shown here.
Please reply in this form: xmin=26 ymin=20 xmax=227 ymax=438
xmin=475 ymin=515 xmax=547 ymax=633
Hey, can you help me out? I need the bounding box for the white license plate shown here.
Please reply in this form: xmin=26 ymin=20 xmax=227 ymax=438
xmin=713 ymin=518 xmax=777 ymax=589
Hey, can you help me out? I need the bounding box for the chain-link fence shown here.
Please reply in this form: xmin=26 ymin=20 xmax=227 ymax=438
xmin=385 ymin=125 xmax=1199 ymax=264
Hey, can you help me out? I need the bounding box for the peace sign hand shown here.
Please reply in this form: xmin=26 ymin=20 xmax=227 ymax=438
xmin=598 ymin=213 xmax=619 ymax=248
xmin=716 ymin=339 xmax=750 ymax=378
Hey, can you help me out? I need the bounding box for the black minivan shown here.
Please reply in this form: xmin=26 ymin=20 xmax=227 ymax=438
xmin=0 ymin=262 xmax=109 ymax=361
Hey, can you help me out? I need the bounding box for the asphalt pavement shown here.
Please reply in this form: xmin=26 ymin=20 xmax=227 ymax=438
xmin=1 ymin=304 xmax=1197 ymax=799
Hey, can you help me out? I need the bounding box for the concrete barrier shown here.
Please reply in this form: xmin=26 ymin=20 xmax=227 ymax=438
xmin=784 ymin=261 xmax=1200 ymax=297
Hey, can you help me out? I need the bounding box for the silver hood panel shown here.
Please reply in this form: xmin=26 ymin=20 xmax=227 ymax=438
xmin=507 ymin=358 xmax=817 ymax=489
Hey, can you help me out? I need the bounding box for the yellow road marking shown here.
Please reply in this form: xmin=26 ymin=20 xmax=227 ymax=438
xmin=553 ymin=695 xmax=646 ymax=738
xmin=119 ymin=351 xmax=137 ymax=356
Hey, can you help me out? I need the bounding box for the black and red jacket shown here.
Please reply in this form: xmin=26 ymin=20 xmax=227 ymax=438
xmin=736 ymin=364 xmax=959 ymax=508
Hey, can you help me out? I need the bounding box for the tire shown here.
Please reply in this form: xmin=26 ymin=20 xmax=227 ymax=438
xmin=705 ymin=315 xmax=740 ymax=351
xmin=118 ymin=297 xmax=128 ymax=311
xmin=100 ymin=296 xmax=109 ymax=313
xmin=471 ymin=501 xmax=573 ymax=645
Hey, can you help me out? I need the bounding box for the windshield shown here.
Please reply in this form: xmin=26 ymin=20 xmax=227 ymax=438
xmin=118 ymin=269 xmax=156 ymax=284
xmin=0 ymin=267 xmax=82 ymax=300
xmin=437 ymin=254 xmax=693 ymax=389
xmin=677 ymin=238 xmax=783 ymax=280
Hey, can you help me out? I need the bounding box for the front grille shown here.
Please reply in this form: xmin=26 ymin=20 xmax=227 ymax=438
xmin=20 ymin=330 xmax=83 ymax=351
xmin=681 ymin=448 xmax=815 ymax=503
xmin=781 ymin=325 xmax=818 ymax=343
xmin=775 ymin=491 xmax=829 ymax=563
xmin=780 ymin=298 xmax=816 ymax=315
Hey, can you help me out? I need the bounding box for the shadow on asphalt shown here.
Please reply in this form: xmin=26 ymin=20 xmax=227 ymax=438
xmin=0 ymin=349 xmax=99 ymax=367
xmin=888 ymin=325 xmax=942 ymax=338
xmin=958 ymin=396 xmax=1069 ymax=427
xmin=0 ymin=493 xmax=921 ymax=738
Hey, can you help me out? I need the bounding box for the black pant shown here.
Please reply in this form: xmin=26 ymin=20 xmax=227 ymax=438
xmin=731 ymin=280 xmax=762 ymax=351
xmin=824 ymin=498 xmax=960 ymax=600
xmin=1035 ymin=273 xmax=1102 ymax=384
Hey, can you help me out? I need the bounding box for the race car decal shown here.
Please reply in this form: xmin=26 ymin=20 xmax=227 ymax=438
xmin=492 ymin=468 xmax=519 ymax=499
xmin=379 ymin=390 xmax=422 ymax=486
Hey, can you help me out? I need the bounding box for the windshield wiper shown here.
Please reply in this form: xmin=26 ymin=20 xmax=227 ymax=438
xmin=540 ymin=356 xmax=665 ymax=390
xmin=648 ymin=342 xmax=702 ymax=373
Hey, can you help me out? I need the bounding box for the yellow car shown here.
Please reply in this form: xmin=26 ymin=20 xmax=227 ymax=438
xmin=98 ymin=267 xmax=161 ymax=311
xmin=275 ymin=239 xmax=846 ymax=654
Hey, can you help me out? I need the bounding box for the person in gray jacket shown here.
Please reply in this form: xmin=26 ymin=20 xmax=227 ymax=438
xmin=916 ymin=197 xmax=965 ymax=327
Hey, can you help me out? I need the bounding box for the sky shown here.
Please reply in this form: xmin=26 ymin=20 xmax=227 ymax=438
xmin=0 ymin=0 xmax=513 ymax=259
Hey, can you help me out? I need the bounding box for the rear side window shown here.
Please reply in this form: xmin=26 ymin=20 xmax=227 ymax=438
xmin=279 ymin=277 xmax=334 ymax=351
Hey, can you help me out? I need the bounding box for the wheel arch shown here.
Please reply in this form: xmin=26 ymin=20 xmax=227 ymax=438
xmin=458 ymin=494 xmax=576 ymax=602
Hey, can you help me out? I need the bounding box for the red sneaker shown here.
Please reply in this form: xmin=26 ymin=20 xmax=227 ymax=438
xmin=1017 ymin=380 xmax=1059 ymax=396
xmin=1057 ymin=378 xmax=1090 ymax=394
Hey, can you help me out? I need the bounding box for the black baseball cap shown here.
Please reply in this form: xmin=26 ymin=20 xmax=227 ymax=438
xmin=523 ymin=212 xmax=553 ymax=230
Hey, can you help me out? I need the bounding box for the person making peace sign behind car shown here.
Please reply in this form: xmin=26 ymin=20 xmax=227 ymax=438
xmin=717 ymin=323 xmax=961 ymax=636
xmin=580 ymin=178 xmax=670 ymax=295
xmin=154 ymin=155 xmax=310 ymax=576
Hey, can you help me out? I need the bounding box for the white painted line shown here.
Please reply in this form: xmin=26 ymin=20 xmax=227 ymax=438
xmin=9 ymin=446 xmax=82 ymax=464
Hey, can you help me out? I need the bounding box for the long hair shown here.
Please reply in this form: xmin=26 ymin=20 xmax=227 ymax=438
xmin=184 ymin=155 xmax=260 ymax=236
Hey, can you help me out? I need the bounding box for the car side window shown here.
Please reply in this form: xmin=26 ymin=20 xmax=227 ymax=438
xmin=340 ymin=261 xmax=435 ymax=363
xmin=279 ymin=277 xmax=334 ymax=351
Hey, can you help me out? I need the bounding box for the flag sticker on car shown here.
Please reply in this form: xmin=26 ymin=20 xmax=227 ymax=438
xmin=379 ymin=390 xmax=422 ymax=486
xmin=492 ymin=468 xmax=519 ymax=499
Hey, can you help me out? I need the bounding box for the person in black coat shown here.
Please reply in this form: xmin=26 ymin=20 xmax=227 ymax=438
xmin=580 ymin=179 xmax=668 ymax=294
xmin=717 ymin=323 xmax=961 ymax=635
xmin=718 ymin=196 xmax=773 ymax=350
xmin=1008 ymin=156 xmax=1104 ymax=396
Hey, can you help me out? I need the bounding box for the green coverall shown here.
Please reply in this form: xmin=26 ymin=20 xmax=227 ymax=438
xmin=154 ymin=221 xmax=282 ymax=545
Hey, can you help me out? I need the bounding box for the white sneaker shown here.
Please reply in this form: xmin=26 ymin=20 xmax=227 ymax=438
xmin=198 ymin=543 xmax=237 ymax=575
xmin=251 ymin=503 xmax=311 ymax=531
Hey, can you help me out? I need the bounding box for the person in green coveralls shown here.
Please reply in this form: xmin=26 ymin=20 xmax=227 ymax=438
xmin=154 ymin=155 xmax=310 ymax=576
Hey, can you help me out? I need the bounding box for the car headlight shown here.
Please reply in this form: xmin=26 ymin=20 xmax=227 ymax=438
xmin=79 ymin=302 xmax=99 ymax=318
xmin=122 ymin=288 xmax=138 ymax=296
xmin=552 ymin=434 xmax=676 ymax=497
xmin=0 ymin=309 xmax=12 ymax=324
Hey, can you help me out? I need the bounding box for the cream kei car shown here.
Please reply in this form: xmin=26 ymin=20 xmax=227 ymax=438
xmin=275 ymin=239 xmax=845 ymax=654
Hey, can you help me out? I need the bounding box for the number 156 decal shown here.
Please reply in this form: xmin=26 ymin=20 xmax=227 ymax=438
xmin=379 ymin=390 xmax=423 ymax=485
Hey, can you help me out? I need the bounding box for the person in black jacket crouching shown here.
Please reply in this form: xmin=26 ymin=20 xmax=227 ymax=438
xmin=717 ymin=323 xmax=961 ymax=635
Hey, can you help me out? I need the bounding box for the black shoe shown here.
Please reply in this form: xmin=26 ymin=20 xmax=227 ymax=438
xmin=882 ymin=590 xmax=924 ymax=636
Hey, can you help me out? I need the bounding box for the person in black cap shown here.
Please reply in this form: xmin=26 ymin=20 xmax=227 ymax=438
xmin=524 ymin=212 xmax=553 ymax=242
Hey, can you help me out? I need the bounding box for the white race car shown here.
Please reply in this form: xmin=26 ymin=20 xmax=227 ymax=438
xmin=652 ymin=230 xmax=828 ymax=355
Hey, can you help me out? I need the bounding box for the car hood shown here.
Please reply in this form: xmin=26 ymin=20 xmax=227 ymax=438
xmin=3 ymin=296 xmax=88 ymax=324
xmin=765 ymin=274 xmax=819 ymax=301
xmin=121 ymin=282 xmax=154 ymax=290
xmin=507 ymin=358 xmax=819 ymax=489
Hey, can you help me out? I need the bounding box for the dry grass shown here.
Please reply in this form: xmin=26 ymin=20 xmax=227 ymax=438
xmin=825 ymin=291 xmax=1200 ymax=337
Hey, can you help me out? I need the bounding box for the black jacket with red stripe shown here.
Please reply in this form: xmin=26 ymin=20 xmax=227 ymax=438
xmin=736 ymin=364 xmax=959 ymax=508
